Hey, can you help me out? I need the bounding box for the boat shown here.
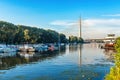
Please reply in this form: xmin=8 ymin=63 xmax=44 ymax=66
xmin=18 ymin=45 xmax=35 ymax=52
xmin=34 ymin=44 xmax=48 ymax=52
xmin=103 ymin=42 xmax=115 ymax=50
xmin=101 ymin=34 xmax=115 ymax=50
xmin=0 ymin=45 xmax=17 ymax=53
xmin=48 ymin=44 xmax=54 ymax=51
xmin=27 ymin=47 xmax=35 ymax=52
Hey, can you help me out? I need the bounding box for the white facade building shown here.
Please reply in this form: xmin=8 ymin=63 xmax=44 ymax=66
xmin=103 ymin=34 xmax=116 ymax=43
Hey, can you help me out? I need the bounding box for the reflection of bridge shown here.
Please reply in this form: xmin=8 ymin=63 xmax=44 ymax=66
xmin=85 ymin=38 xmax=116 ymax=43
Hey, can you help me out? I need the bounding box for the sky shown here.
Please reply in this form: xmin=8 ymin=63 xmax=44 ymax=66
xmin=0 ymin=0 xmax=120 ymax=39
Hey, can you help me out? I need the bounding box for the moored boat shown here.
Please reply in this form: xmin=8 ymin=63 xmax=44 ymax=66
xmin=0 ymin=45 xmax=17 ymax=53
xmin=18 ymin=45 xmax=35 ymax=52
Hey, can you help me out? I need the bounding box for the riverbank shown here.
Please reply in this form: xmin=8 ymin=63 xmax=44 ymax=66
xmin=105 ymin=37 xmax=120 ymax=80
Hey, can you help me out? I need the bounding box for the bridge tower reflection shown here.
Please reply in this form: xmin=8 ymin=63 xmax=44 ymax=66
xmin=78 ymin=44 xmax=82 ymax=66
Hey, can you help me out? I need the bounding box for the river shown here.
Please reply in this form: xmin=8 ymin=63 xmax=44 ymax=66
xmin=0 ymin=43 xmax=115 ymax=80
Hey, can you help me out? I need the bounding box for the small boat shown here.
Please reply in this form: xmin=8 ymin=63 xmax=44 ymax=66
xmin=35 ymin=47 xmax=43 ymax=52
xmin=18 ymin=45 xmax=35 ymax=52
xmin=34 ymin=44 xmax=48 ymax=52
xmin=48 ymin=44 xmax=54 ymax=51
xmin=101 ymin=42 xmax=114 ymax=50
xmin=27 ymin=47 xmax=35 ymax=52
xmin=0 ymin=45 xmax=17 ymax=53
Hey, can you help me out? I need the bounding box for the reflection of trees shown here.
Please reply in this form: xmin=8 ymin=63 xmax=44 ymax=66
xmin=0 ymin=48 xmax=66 ymax=70
xmin=103 ymin=49 xmax=116 ymax=61
xmin=69 ymin=44 xmax=78 ymax=52
xmin=68 ymin=44 xmax=83 ymax=66
xmin=0 ymin=57 xmax=28 ymax=70
xmin=58 ymin=47 xmax=66 ymax=55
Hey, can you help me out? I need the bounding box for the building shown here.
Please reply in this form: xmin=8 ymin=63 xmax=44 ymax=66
xmin=103 ymin=34 xmax=116 ymax=43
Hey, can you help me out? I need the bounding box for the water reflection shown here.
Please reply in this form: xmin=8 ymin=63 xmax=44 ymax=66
xmin=68 ymin=44 xmax=83 ymax=66
xmin=78 ymin=44 xmax=82 ymax=66
xmin=68 ymin=43 xmax=114 ymax=66
xmin=0 ymin=44 xmax=115 ymax=80
xmin=0 ymin=47 xmax=66 ymax=70
xmin=69 ymin=44 xmax=78 ymax=53
xmin=103 ymin=49 xmax=116 ymax=62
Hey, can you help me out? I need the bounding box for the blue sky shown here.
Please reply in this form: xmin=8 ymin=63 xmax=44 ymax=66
xmin=0 ymin=0 xmax=120 ymax=39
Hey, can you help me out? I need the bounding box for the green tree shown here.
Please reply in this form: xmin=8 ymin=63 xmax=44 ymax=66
xmin=60 ymin=33 xmax=68 ymax=43
xmin=78 ymin=37 xmax=84 ymax=43
xmin=69 ymin=36 xmax=84 ymax=43
xmin=114 ymin=37 xmax=120 ymax=53
xmin=0 ymin=20 xmax=68 ymax=44
xmin=24 ymin=29 xmax=30 ymax=43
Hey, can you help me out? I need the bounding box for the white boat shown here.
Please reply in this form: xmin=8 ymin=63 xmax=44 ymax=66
xmin=19 ymin=45 xmax=35 ymax=52
xmin=0 ymin=45 xmax=17 ymax=53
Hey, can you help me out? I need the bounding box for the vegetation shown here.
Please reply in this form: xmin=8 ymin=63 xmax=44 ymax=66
xmin=105 ymin=37 xmax=120 ymax=80
xmin=0 ymin=21 xmax=69 ymax=44
xmin=69 ymin=35 xmax=84 ymax=43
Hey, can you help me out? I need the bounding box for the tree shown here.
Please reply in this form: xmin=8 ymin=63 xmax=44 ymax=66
xmin=60 ymin=33 xmax=68 ymax=43
xmin=114 ymin=37 xmax=120 ymax=53
xmin=69 ymin=36 xmax=83 ymax=43
xmin=78 ymin=37 xmax=84 ymax=43
xmin=24 ymin=29 xmax=30 ymax=43
xmin=0 ymin=20 xmax=68 ymax=44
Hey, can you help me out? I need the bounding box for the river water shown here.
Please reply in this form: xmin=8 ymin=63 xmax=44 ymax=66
xmin=0 ymin=43 xmax=115 ymax=80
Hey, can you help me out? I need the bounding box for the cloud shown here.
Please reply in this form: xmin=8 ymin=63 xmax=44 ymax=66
xmin=50 ymin=18 xmax=120 ymax=39
xmin=50 ymin=19 xmax=120 ymax=27
xmin=83 ymin=19 xmax=120 ymax=27
xmin=102 ymin=14 xmax=120 ymax=17
xmin=50 ymin=20 xmax=78 ymax=26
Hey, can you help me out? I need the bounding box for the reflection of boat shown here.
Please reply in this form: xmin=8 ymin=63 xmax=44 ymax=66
xmin=0 ymin=46 xmax=66 ymax=70
xmin=17 ymin=52 xmax=35 ymax=58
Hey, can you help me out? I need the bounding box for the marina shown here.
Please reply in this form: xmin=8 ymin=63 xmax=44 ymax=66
xmin=0 ymin=44 xmax=63 ymax=53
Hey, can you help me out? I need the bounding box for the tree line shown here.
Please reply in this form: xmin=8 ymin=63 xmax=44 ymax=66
xmin=69 ymin=35 xmax=84 ymax=43
xmin=0 ymin=21 xmax=83 ymax=44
